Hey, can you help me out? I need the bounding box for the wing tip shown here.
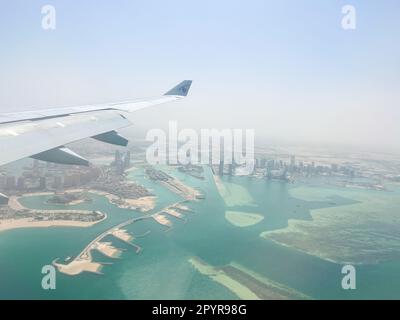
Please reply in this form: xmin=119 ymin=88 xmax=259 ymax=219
xmin=164 ymin=80 xmax=193 ymax=97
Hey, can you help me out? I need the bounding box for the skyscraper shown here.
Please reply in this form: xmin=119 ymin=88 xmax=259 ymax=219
xmin=290 ymin=155 xmax=296 ymax=167
xmin=17 ymin=177 xmax=25 ymax=190
xmin=219 ymin=160 xmax=224 ymax=176
xmin=53 ymin=176 xmax=63 ymax=189
xmin=33 ymin=159 xmax=39 ymax=170
xmin=5 ymin=176 xmax=16 ymax=190
xmin=124 ymin=151 xmax=131 ymax=169
xmin=116 ymin=160 xmax=125 ymax=175
xmin=39 ymin=177 xmax=47 ymax=190
xmin=228 ymin=164 xmax=234 ymax=176
xmin=115 ymin=150 xmax=121 ymax=163
xmin=260 ymin=159 xmax=267 ymax=168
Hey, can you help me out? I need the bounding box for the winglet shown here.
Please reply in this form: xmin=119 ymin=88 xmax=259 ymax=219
xmin=164 ymin=80 xmax=192 ymax=97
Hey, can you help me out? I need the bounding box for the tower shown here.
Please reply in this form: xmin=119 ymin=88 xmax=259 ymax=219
xmin=124 ymin=151 xmax=131 ymax=169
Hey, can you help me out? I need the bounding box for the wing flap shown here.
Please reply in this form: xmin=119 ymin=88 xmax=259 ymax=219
xmin=0 ymin=110 xmax=130 ymax=166
xmin=0 ymin=80 xmax=192 ymax=166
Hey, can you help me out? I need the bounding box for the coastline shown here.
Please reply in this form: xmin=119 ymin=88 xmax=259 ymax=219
xmin=261 ymin=233 xmax=347 ymax=265
xmin=1 ymin=195 xmax=107 ymax=232
xmin=225 ymin=211 xmax=264 ymax=227
xmin=159 ymin=178 xmax=201 ymax=201
xmin=188 ymin=257 xmax=260 ymax=300
xmin=53 ymin=215 xmax=152 ymax=276
xmin=260 ymin=184 xmax=400 ymax=265
xmin=213 ymin=174 xmax=225 ymax=195
xmin=53 ymin=258 xmax=103 ymax=276
xmin=85 ymin=189 xmax=156 ymax=212
xmin=0 ymin=216 xmax=106 ymax=232
xmin=212 ymin=173 xmax=256 ymax=207
xmin=1 ymin=185 xmax=156 ymax=232
xmin=12 ymin=187 xmax=156 ymax=212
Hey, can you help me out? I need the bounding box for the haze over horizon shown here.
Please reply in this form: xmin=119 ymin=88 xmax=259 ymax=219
xmin=1 ymin=0 xmax=399 ymax=153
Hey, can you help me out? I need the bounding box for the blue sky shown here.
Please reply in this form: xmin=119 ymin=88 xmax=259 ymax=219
xmin=0 ymin=1 xmax=399 ymax=152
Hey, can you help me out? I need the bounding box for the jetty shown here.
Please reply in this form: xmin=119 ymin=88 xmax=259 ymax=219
xmin=53 ymin=201 xmax=193 ymax=276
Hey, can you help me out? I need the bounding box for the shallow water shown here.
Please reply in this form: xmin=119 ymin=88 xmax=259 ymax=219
xmin=1 ymin=167 xmax=400 ymax=299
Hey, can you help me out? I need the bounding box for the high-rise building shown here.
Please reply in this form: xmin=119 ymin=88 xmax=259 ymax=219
xmin=219 ymin=160 xmax=224 ymax=176
xmin=33 ymin=159 xmax=39 ymax=170
xmin=115 ymin=160 xmax=125 ymax=175
xmin=111 ymin=150 xmax=125 ymax=175
xmin=267 ymin=160 xmax=275 ymax=171
xmin=64 ymin=173 xmax=80 ymax=188
xmin=17 ymin=177 xmax=25 ymax=190
xmin=115 ymin=150 xmax=121 ymax=163
xmin=5 ymin=176 xmax=16 ymax=190
xmin=290 ymin=155 xmax=296 ymax=167
xmin=39 ymin=177 xmax=47 ymax=190
xmin=0 ymin=175 xmax=6 ymax=189
xmin=260 ymin=159 xmax=267 ymax=168
xmin=53 ymin=176 xmax=63 ymax=189
xmin=228 ymin=164 xmax=234 ymax=176
xmin=208 ymin=140 xmax=213 ymax=165
xmin=124 ymin=151 xmax=131 ymax=169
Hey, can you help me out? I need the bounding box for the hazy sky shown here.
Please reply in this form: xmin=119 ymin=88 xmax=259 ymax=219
xmin=0 ymin=0 xmax=399 ymax=152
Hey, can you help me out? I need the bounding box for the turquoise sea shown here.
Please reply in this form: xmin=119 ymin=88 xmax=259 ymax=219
xmin=1 ymin=166 xmax=400 ymax=300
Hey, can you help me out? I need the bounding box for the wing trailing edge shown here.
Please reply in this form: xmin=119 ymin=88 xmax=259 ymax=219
xmin=0 ymin=80 xmax=193 ymax=167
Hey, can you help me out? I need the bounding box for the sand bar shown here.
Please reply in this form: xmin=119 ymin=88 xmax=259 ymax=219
xmin=225 ymin=211 xmax=264 ymax=227
xmin=189 ymin=257 xmax=260 ymax=300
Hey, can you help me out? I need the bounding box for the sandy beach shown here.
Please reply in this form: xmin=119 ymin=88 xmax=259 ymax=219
xmin=0 ymin=217 xmax=104 ymax=232
xmin=213 ymin=174 xmax=225 ymax=193
xmin=2 ymin=195 xmax=107 ymax=232
xmin=112 ymin=228 xmax=134 ymax=242
xmin=225 ymin=211 xmax=264 ymax=227
xmin=119 ymin=196 xmax=156 ymax=211
xmin=175 ymin=204 xmax=192 ymax=212
xmin=188 ymin=257 xmax=260 ymax=300
xmin=95 ymin=242 xmax=122 ymax=258
xmin=8 ymin=196 xmax=25 ymax=211
xmin=87 ymin=189 xmax=156 ymax=212
xmin=9 ymin=193 xmax=90 ymax=212
xmin=18 ymin=192 xmax=54 ymax=197
xmin=153 ymin=214 xmax=172 ymax=227
xmin=164 ymin=208 xmax=184 ymax=219
xmin=161 ymin=178 xmax=201 ymax=201
xmin=53 ymin=259 xmax=103 ymax=276
xmin=13 ymin=188 xmax=156 ymax=212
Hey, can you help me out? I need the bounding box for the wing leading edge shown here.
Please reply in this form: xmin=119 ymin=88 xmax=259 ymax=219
xmin=0 ymin=80 xmax=192 ymax=167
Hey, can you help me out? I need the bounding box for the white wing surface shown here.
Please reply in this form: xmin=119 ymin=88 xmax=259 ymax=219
xmin=0 ymin=80 xmax=192 ymax=167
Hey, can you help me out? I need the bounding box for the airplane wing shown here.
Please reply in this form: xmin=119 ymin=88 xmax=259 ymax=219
xmin=0 ymin=80 xmax=192 ymax=167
